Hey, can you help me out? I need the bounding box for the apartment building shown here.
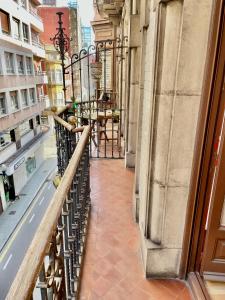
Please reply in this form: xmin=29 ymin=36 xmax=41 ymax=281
xmin=0 ymin=0 xmax=48 ymax=214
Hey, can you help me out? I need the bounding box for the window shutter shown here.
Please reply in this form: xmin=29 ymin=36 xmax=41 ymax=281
xmin=0 ymin=11 xmax=10 ymax=34
xmin=10 ymin=91 xmax=17 ymax=97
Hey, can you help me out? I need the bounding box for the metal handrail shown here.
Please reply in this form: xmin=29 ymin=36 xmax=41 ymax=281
xmin=6 ymin=125 xmax=90 ymax=300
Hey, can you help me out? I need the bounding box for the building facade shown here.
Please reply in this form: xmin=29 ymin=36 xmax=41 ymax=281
xmin=39 ymin=5 xmax=81 ymax=105
xmin=91 ymin=1 xmax=117 ymax=102
xmin=95 ymin=0 xmax=225 ymax=297
xmin=81 ymin=26 xmax=92 ymax=49
xmin=0 ymin=0 xmax=48 ymax=213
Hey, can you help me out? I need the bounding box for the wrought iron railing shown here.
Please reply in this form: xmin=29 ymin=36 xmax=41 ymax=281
xmin=75 ymin=99 xmax=123 ymax=159
xmin=6 ymin=112 xmax=90 ymax=300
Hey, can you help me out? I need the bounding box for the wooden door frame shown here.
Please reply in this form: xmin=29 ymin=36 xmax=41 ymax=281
xmin=179 ymin=0 xmax=225 ymax=297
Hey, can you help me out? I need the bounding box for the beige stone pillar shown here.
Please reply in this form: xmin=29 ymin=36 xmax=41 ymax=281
xmin=125 ymin=0 xmax=141 ymax=168
xmin=125 ymin=48 xmax=140 ymax=167
xmin=137 ymin=0 xmax=212 ymax=277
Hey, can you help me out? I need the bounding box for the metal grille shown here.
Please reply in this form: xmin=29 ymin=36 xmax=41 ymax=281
xmin=50 ymin=13 xmax=127 ymax=158
xmin=32 ymin=123 xmax=90 ymax=299
xmin=65 ymin=38 xmax=128 ymax=158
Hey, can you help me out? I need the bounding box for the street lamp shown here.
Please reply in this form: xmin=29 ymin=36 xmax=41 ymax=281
xmin=51 ymin=12 xmax=71 ymax=105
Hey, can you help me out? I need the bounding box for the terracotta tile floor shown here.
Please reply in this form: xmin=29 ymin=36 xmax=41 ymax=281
xmin=80 ymin=159 xmax=192 ymax=300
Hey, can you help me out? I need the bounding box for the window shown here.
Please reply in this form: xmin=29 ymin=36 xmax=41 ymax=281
xmin=16 ymin=55 xmax=24 ymax=74
xmin=22 ymin=23 xmax=29 ymax=42
xmin=5 ymin=52 xmax=14 ymax=74
xmin=31 ymin=29 xmax=39 ymax=46
xmin=0 ymin=10 xmax=10 ymax=35
xmin=10 ymin=129 xmax=16 ymax=142
xmin=55 ymin=70 xmax=62 ymax=83
xmin=26 ymin=57 xmax=33 ymax=74
xmin=36 ymin=115 xmax=40 ymax=125
xmin=29 ymin=88 xmax=36 ymax=104
xmin=0 ymin=93 xmax=6 ymax=115
xmin=10 ymin=91 xmax=19 ymax=111
xmin=29 ymin=119 xmax=34 ymax=129
xmin=12 ymin=17 xmax=20 ymax=40
xmin=21 ymin=89 xmax=28 ymax=106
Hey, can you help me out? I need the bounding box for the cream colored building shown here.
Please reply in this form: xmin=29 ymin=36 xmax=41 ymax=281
xmin=0 ymin=0 xmax=48 ymax=213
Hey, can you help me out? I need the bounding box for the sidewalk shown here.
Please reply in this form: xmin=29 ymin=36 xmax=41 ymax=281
xmin=0 ymin=157 xmax=57 ymax=253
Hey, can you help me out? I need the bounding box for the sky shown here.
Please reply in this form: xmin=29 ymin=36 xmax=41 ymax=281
xmin=77 ymin=0 xmax=94 ymax=26
xmin=57 ymin=0 xmax=94 ymax=26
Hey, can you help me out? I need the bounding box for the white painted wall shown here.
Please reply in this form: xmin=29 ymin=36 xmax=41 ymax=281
xmin=21 ymin=130 xmax=34 ymax=147
xmin=0 ymin=143 xmax=17 ymax=164
xmin=13 ymin=142 xmax=44 ymax=194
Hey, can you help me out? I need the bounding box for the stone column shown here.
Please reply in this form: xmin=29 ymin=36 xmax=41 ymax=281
xmin=125 ymin=0 xmax=141 ymax=168
xmin=137 ymin=0 xmax=212 ymax=277
xmin=133 ymin=28 xmax=147 ymax=221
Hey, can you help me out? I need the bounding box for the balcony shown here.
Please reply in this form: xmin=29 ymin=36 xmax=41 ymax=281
xmin=37 ymin=94 xmax=47 ymax=102
xmin=29 ymin=4 xmax=43 ymax=22
xmin=5 ymin=107 xmax=192 ymax=299
xmin=32 ymin=39 xmax=44 ymax=49
xmin=35 ymin=71 xmax=48 ymax=84
xmin=48 ymin=75 xmax=63 ymax=86
xmin=96 ymin=0 xmax=125 ymax=24
xmin=31 ymin=40 xmax=45 ymax=58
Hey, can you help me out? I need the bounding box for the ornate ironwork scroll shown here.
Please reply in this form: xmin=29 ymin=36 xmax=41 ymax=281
xmin=51 ymin=12 xmax=71 ymax=104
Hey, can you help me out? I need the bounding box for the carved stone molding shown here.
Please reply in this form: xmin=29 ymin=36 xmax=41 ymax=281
xmin=96 ymin=0 xmax=125 ymax=25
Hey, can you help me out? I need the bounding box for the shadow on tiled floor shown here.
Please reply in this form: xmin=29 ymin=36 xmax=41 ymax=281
xmin=80 ymin=159 xmax=192 ymax=300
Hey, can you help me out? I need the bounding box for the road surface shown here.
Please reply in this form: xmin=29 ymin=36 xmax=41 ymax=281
xmin=0 ymin=173 xmax=56 ymax=299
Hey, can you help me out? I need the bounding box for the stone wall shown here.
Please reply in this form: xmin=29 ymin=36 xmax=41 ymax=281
xmin=98 ymin=0 xmax=213 ymax=278
xmin=129 ymin=0 xmax=212 ymax=277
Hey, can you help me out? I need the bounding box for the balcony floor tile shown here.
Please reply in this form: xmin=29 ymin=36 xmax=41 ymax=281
xmin=80 ymin=160 xmax=192 ymax=300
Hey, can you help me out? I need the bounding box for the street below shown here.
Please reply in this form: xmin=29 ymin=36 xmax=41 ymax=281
xmin=0 ymin=172 xmax=56 ymax=299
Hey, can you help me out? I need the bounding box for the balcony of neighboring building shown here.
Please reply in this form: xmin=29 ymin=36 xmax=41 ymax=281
xmin=29 ymin=0 xmax=43 ymax=22
xmin=45 ymin=49 xmax=62 ymax=64
xmin=47 ymin=69 xmax=63 ymax=86
xmin=31 ymin=27 xmax=43 ymax=48
xmin=34 ymin=70 xmax=48 ymax=84
xmin=33 ymin=56 xmax=49 ymax=85
xmin=31 ymin=26 xmax=45 ymax=58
